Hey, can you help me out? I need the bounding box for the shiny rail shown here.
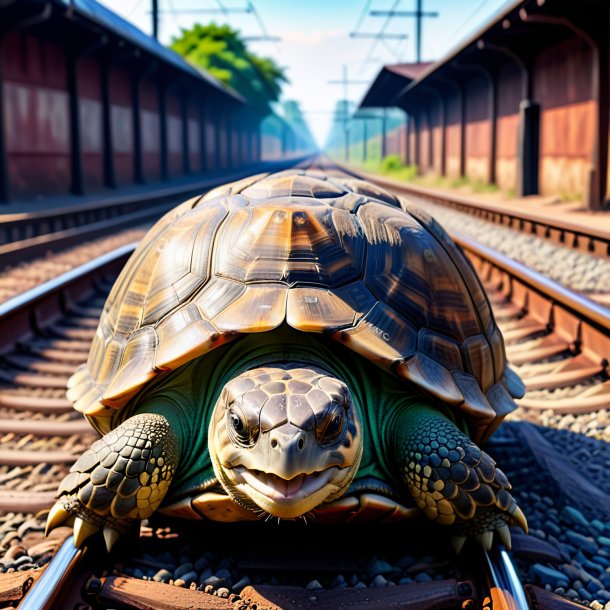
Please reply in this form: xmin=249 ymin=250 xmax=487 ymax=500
xmin=0 ymin=158 xmax=312 ymax=267
xmin=454 ymin=233 xmax=610 ymax=336
xmin=18 ymin=536 xmax=83 ymax=610
xmin=360 ymin=172 xmax=610 ymax=258
xmin=484 ymin=546 xmax=530 ymax=610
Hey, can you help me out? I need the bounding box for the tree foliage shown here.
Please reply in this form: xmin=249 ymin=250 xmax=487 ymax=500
xmin=171 ymin=23 xmax=287 ymax=111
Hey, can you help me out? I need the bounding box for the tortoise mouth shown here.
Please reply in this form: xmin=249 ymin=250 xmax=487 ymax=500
xmin=235 ymin=466 xmax=339 ymax=503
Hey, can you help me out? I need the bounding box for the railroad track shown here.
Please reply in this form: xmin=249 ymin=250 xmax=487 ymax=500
xmin=0 ymin=159 xmax=313 ymax=306
xmin=355 ymin=169 xmax=610 ymax=260
xmin=0 ymin=163 xmax=607 ymax=608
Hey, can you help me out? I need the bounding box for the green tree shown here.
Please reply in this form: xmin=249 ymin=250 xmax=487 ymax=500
xmin=171 ymin=23 xmax=287 ymax=111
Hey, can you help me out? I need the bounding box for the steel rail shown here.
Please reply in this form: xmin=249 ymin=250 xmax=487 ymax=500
xmin=0 ymin=242 xmax=137 ymax=321
xmin=0 ymin=157 xmax=314 ymax=261
xmin=0 ymin=203 xmax=167 ymax=267
xmin=18 ymin=536 xmax=84 ymax=610
xmin=360 ymin=171 xmax=610 ymax=257
xmin=483 ymin=546 xmax=530 ymax=610
xmin=453 ymin=232 xmax=610 ymax=334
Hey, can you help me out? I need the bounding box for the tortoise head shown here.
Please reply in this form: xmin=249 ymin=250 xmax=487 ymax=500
xmin=208 ymin=365 xmax=363 ymax=519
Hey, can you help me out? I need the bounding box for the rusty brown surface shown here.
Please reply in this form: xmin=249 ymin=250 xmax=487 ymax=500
xmin=96 ymin=576 xmax=242 ymax=610
xmin=241 ymin=579 xmax=464 ymax=610
xmin=0 ymin=569 xmax=39 ymax=605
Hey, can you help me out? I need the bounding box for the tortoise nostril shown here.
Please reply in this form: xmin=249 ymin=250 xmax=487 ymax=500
xmin=270 ymin=438 xmax=278 ymax=449
xmin=297 ymin=438 xmax=304 ymax=451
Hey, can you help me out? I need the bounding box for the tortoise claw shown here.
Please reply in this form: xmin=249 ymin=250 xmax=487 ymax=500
xmin=476 ymin=530 xmax=493 ymax=551
xmin=451 ymin=534 xmax=467 ymax=554
xmin=511 ymin=505 xmax=528 ymax=533
xmin=73 ymin=517 xmax=99 ymax=548
xmin=45 ymin=501 xmax=72 ymax=537
xmin=497 ymin=524 xmax=512 ymax=550
xmin=103 ymin=527 xmax=121 ymax=552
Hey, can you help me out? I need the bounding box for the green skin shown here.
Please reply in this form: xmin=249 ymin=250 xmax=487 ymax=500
xmin=48 ymin=327 xmax=526 ymax=551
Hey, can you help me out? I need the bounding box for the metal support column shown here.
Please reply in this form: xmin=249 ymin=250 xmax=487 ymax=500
xmin=181 ymin=92 xmax=190 ymax=175
xmin=591 ymin=19 xmax=609 ymax=208
xmin=199 ymin=100 xmax=207 ymax=173
xmin=458 ymin=85 xmax=466 ymax=178
xmin=517 ymin=99 xmax=539 ymax=196
xmin=158 ymin=83 xmax=168 ymax=180
xmin=0 ymin=36 xmax=8 ymax=203
xmin=131 ymin=73 xmax=143 ymax=184
xmin=489 ymin=72 xmax=498 ymax=185
xmin=101 ymin=62 xmax=116 ymax=188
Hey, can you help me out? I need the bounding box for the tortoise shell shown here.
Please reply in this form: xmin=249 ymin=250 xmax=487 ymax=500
xmin=67 ymin=170 xmax=524 ymax=443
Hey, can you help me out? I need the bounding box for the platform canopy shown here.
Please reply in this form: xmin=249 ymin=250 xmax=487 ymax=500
xmin=359 ymin=63 xmax=432 ymax=108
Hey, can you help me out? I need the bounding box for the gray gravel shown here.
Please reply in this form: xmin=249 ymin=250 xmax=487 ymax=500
xmin=489 ymin=422 xmax=610 ymax=608
xmin=408 ymin=196 xmax=610 ymax=297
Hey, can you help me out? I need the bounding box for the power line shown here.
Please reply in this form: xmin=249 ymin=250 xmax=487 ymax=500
xmin=128 ymin=0 xmax=145 ymax=18
xmin=370 ymin=0 xmax=439 ymax=62
xmin=446 ymin=0 xmax=493 ymax=44
xmin=352 ymin=0 xmax=373 ymax=32
xmin=350 ymin=32 xmax=408 ymax=39
xmin=247 ymin=1 xmax=282 ymax=44
xmin=358 ymin=0 xmax=401 ymax=73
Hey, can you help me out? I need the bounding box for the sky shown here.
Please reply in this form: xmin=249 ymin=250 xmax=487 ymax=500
xmin=99 ymin=0 xmax=512 ymax=147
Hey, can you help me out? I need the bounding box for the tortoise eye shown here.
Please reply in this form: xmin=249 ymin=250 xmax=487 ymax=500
xmin=230 ymin=412 xmax=243 ymax=432
xmin=316 ymin=402 xmax=346 ymax=445
xmin=227 ymin=405 xmax=259 ymax=447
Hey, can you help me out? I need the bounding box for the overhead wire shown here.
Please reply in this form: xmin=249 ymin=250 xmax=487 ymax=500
xmin=358 ymin=0 xmax=401 ymax=74
xmin=445 ymin=0 xmax=493 ymax=44
xmin=352 ymin=0 xmax=373 ymax=32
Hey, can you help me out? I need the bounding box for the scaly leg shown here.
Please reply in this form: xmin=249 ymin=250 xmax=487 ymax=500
xmin=46 ymin=413 xmax=180 ymax=550
xmin=388 ymin=403 xmax=527 ymax=553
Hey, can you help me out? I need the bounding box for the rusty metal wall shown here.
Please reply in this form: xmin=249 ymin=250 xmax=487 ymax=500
xmin=445 ymin=91 xmax=461 ymax=178
xmin=109 ymin=68 xmax=134 ymax=185
xmin=495 ymin=61 xmax=521 ymax=192
xmin=534 ymin=35 xmax=595 ymax=199
xmin=428 ymin=99 xmax=442 ymax=174
xmin=77 ymin=57 xmax=103 ymax=191
xmin=418 ymin=107 xmax=431 ymax=174
xmin=204 ymin=106 xmax=217 ymax=171
xmin=385 ymin=124 xmax=406 ymax=161
xmin=139 ymin=78 xmax=161 ymax=181
xmin=2 ymin=32 xmax=70 ymax=199
xmin=187 ymin=100 xmax=200 ymax=171
xmin=464 ymin=75 xmax=491 ymax=183
xmin=166 ymin=93 xmax=182 ymax=177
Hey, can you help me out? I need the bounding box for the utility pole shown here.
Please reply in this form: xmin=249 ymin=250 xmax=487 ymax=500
xmin=152 ymin=0 xmax=158 ymax=40
xmin=370 ymin=0 xmax=438 ymax=62
xmin=327 ymin=65 xmax=369 ymax=161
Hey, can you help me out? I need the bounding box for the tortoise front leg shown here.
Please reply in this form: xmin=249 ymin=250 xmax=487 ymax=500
xmin=46 ymin=412 xmax=180 ymax=551
xmin=387 ymin=403 xmax=527 ymax=553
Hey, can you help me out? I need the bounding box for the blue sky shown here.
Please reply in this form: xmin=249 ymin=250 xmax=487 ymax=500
xmin=100 ymin=0 xmax=511 ymax=146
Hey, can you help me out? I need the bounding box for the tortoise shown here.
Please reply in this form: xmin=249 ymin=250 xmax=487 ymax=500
xmin=46 ymin=169 xmax=527 ymax=554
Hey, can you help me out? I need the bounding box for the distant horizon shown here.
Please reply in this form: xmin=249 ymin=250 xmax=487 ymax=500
xmin=100 ymin=0 xmax=512 ymax=147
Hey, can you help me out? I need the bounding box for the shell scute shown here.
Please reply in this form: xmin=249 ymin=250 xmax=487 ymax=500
xmin=286 ymin=287 xmax=356 ymax=332
xmin=461 ymin=335 xmax=495 ymax=393
xmin=335 ymin=301 xmax=418 ymax=368
xmin=102 ymin=327 xmax=158 ymax=408
xmin=417 ymin=329 xmax=463 ymax=372
xmin=397 ymin=353 xmax=463 ymax=405
xmin=240 ymin=172 xmax=347 ymax=200
xmin=154 ymin=304 xmax=223 ymax=370
xmin=212 ymin=283 xmax=288 ymax=332
xmin=214 ymin=203 xmax=363 ymax=286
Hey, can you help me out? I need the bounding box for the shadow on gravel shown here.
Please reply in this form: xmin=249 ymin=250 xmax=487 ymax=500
xmin=486 ymin=421 xmax=610 ymax=522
